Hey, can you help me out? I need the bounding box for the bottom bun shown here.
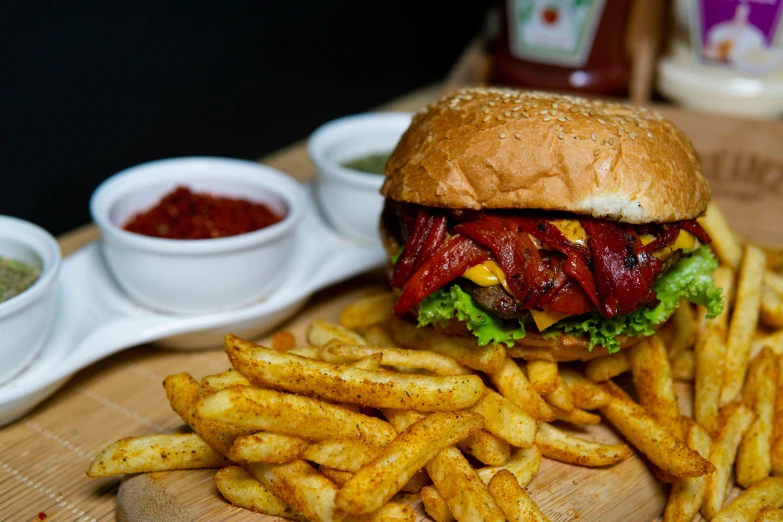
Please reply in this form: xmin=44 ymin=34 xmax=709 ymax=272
xmin=433 ymin=320 xmax=643 ymax=362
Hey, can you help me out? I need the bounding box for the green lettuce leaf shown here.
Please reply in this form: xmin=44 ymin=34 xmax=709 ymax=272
xmin=417 ymin=245 xmax=723 ymax=353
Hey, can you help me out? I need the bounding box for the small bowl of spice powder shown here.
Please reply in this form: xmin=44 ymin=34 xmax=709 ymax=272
xmin=0 ymin=215 xmax=61 ymax=383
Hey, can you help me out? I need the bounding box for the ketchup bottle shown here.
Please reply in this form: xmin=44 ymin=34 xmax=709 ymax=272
xmin=491 ymin=0 xmax=633 ymax=96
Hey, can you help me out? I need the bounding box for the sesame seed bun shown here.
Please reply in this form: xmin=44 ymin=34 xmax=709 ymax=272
xmin=381 ymin=87 xmax=710 ymax=224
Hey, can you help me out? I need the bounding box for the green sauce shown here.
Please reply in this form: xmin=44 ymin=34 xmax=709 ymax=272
xmin=0 ymin=257 xmax=40 ymax=303
xmin=340 ymin=152 xmax=391 ymax=175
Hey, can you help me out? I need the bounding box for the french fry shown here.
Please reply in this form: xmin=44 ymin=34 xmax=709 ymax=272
xmin=761 ymin=287 xmax=783 ymax=329
xmin=710 ymin=265 xmax=735 ymax=341
xmin=198 ymin=386 xmax=397 ymax=446
xmin=350 ymin=353 xmax=383 ymax=371
xmin=542 ymin=375 xmax=575 ymax=413
xmin=668 ymin=304 xmax=697 ymax=362
xmin=585 ymin=351 xmax=630 ymax=382
xmin=736 ymin=347 xmax=776 ymax=487
xmin=711 ymin=477 xmax=783 ymax=522
xmin=721 ymin=244 xmax=766 ymax=406
xmin=86 ymin=433 xmax=231 ymax=478
xmin=758 ymin=507 xmax=783 ymax=522
xmin=663 ymin=421 xmax=712 ymax=522
xmin=338 ymin=291 xmax=395 ymax=331
xmin=751 ymin=330 xmax=783 ymax=360
xmin=695 ymin=328 xmax=727 ymax=434
xmin=421 ymin=486 xmax=455 ymax=522
xmin=699 ymin=201 xmax=743 ymax=269
xmin=302 ymin=439 xmax=379 ymax=472
xmin=477 ymin=445 xmax=542 ymax=487
xmin=306 ymin=320 xmax=366 ymax=346
xmin=229 ymin=432 xmax=310 ymax=464
xmin=288 ymin=345 xmax=320 ymax=359
xmin=358 ymin=502 xmax=416 ymax=522
xmin=767 ymin=270 xmax=783 ymax=296
xmin=671 ymin=350 xmax=695 ymax=381
xmin=628 ymin=336 xmax=684 ymax=440
xmin=488 ymin=469 xmax=551 ymax=522
xmin=225 ymin=335 xmax=485 ymax=411
xmin=363 ymin=324 xmax=398 ymax=348
xmin=536 ymin=421 xmax=632 ymax=467
xmin=552 ymin=406 xmax=602 ymax=425
xmin=559 ymin=367 xmax=611 ymax=409
xmin=335 ymin=411 xmax=484 ymax=514
xmin=771 ymin=353 xmax=783 ymax=476
xmin=319 ymin=466 xmax=352 ymax=487
xmin=200 ymin=369 xmax=252 ymax=396
xmin=527 ymin=360 xmax=559 ymax=394
xmin=426 ymin=446 xmax=506 ymax=522
xmin=457 ymin=431 xmax=511 ymax=466
xmin=389 ymin=317 xmax=506 ymax=373
xmin=318 ymin=343 xmax=472 ymax=376
xmin=600 ymin=382 xmax=715 ymax=478
xmin=248 ymin=461 xmax=340 ymax=522
xmin=489 ymin=358 xmax=555 ymax=421
xmin=701 ymin=401 xmax=756 ymax=520
xmin=467 ymin=389 xmax=537 ymax=448
xmin=214 ymin=466 xmax=306 ymax=521
xmin=163 ymin=372 xmax=256 ymax=455
xmin=271 ymin=330 xmax=297 ymax=352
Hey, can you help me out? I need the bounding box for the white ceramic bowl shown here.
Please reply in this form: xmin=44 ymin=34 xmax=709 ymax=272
xmin=309 ymin=112 xmax=412 ymax=243
xmin=90 ymin=157 xmax=307 ymax=314
xmin=0 ymin=216 xmax=61 ymax=384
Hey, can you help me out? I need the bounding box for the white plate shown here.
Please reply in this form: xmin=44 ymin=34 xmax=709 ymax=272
xmin=0 ymin=194 xmax=386 ymax=426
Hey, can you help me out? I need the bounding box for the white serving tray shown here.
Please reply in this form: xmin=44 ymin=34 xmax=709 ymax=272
xmin=0 ymin=198 xmax=386 ymax=427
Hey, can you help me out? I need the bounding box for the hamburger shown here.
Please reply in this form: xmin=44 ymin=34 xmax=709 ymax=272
xmin=379 ymin=87 xmax=724 ymax=361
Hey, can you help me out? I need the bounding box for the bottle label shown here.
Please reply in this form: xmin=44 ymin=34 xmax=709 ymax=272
xmin=691 ymin=0 xmax=783 ymax=74
xmin=507 ymin=0 xmax=608 ymax=67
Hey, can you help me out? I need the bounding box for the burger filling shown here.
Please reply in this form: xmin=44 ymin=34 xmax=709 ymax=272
xmin=381 ymin=200 xmax=724 ymax=353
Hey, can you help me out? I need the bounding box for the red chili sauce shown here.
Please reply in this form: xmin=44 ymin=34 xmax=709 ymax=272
xmin=123 ymin=186 xmax=284 ymax=239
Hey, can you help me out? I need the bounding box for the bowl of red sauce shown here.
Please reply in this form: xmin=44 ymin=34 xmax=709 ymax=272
xmin=90 ymin=157 xmax=307 ymax=313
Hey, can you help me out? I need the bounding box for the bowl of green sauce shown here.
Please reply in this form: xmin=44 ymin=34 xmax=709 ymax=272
xmin=0 ymin=216 xmax=61 ymax=383
xmin=309 ymin=112 xmax=412 ymax=243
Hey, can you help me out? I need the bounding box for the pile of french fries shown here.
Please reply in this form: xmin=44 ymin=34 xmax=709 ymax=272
xmin=87 ymin=202 xmax=783 ymax=522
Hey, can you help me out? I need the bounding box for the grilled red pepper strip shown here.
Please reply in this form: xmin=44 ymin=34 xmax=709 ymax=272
xmin=412 ymin=214 xmax=448 ymax=275
xmin=546 ymin=280 xmax=595 ymax=315
xmin=391 ymin=209 xmax=434 ymax=288
xmin=680 ymin=219 xmax=711 ymax=244
xmin=394 ymin=235 xmax=490 ymax=317
xmin=640 ymin=223 xmax=682 ymax=255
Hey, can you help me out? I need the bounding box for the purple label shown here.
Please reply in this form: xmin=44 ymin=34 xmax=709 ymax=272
xmin=696 ymin=0 xmax=783 ymax=68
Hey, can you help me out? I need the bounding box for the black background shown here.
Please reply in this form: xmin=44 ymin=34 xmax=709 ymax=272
xmin=4 ymin=2 xmax=490 ymax=236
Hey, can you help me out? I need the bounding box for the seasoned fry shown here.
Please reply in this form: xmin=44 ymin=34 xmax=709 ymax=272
xmin=288 ymin=345 xmax=320 ymax=359
xmin=468 ymin=389 xmax=536 ymax=448
xmin=585 ymin=351 xmax=630 ymax=382
xmin=711 ymin=477 xmax=783 ymax=522
xmin=559 ymin=368 xmax=611 ymax=409
xmin=421 ymin=486 xmax=455 ymax=522
xmin=768 ymin=270 xmax=783 ymax=296
xmin=229 ymin=432 xmax=310 ymax=464
xmin=249 ymin=461 xmax=340 ymax=522
xmin=335 ymin=411 xmax=484 ymax=514
xmin=389 ymin=317 xmax=506 ymax=373
xmin=215 ymin=466 xmax=306 ymax=521
xmin=338 ymin=291 xmax=395 ymax=331
xmin=552 ymin=406 xmax=601 ymax=425
xmin=699 ymin=201 xmax=742 ymax=269
xmin=761 ymin=287 xmax=783 ymax=329
xmin=628 ymin=336 xmax=683 ymax=440
xmin=489 ymin=469 xmax=551 ymax=522
xmin=363 ymin=324 xmax=398 ymax=348
xmin=318 ymin=343 xmax=472 ymax=375
xmin=536 ymin=421 xmax=632 ymax=467
xmin=302 ymin=439 xmax=379 ymax=472
xmin=542 ymin=375 xmax=575 ymax=412
xmin=758 ymin=507 xmax=783 ymax=522
xmin=163 ymin=372 xmax=256 ymax=455
xmin=457 ymin=431 xmax=511 ymax=466
xmin=426 ymin=446 xmax=506 ymax=522
xmin=736 ymin=347 xmax=776 ymax=487
xmin=721 ymin=244 xmax=766 ymax=406
xmin=489 ymin=358 xmax=555 ymax=421
xmin=271 ymin=330 xmax=297 ymax=352
xmin=225 ymin=335 xmax=485 ymax=411
xmin=600 ymin=382 xmax=715 ymax=478
xmin=695 ymin=328 xmax=727 ymax=434
xmin=319 ymin=466 xmax=352 ymax=487
xmin=86 ymin=433 xmax=231 ymax=478
xmin=527 ymin=360 xmax=559 ymax=394
xmin=200 ymin=369 xmax=252 ymax=396
xmin=198 ymin=386 xmax=397 ymax=446
xmin=751 ymin=330 xmax=783 ymax=360
xmin=663 ymin=421 xmax=712 ymax=522
xmin=350 ymin=353 xmax=383 ymax=371
xmin=710 ymin=265 xmax=735 ymax=341
xmin=671 ymin=350 xmax=695 ymax=381
xmin=477 ymin=445 xmax=542 ymax=487
xmin=772 ymin=353 xmax=783 ymax=476
xmin=668 ymin=304 xmax=697 ymax=362
xmin=306 ymin=320 xmax=367 ymax=346
xmin=359 ymin=502 xmax=416 ymax=522
xmin=701 ymin=401 xmax=756 ymax=520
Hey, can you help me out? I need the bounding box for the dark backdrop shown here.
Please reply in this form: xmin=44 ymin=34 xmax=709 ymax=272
xmin=4 ymin=2 xmax=489 ymax=236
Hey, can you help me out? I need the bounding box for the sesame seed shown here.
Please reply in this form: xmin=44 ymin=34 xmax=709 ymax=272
xmin=591 ymin=133 xmax=597 ymax=142
xmin=551 ymin=109 xmax=558 ymax=116
xmin=483 ymin=108 xmax=489 ymax=114
xmin=539 ymin=109 xmax=548 ymax=115
xmin=543 ymin=115 xmax=551 ymax=121
xmin=552 ymin=103 xmax=559 ymax=109
xmin=488 ymin=101 xmax=495 ymax=106
xmin=514 ymin=132 xmax=521 ymax=139
xmin=608 ymin=138 xmax=615 ymax=145
xmin=557 ymin=116 xmax=566 ymax=122
xmin=594 ymin=150 xmax=600 ymax=156
xmin=601 ymin=139 xmax=606 ymax=145
xmin=499 ymin=132 xmax=507 ymax=139
xmin=558 ymin=131 xmax=565 ymax=139
xmin=598 ymin=118 xmax=606 ymax=125
xmin=618 ymin=128 xmax=623 ymax=136
xmin=630 ymin=131 xmax=637 ymax=140
xmin=483 ymin=116 xmax=491 ymax=122
xmin=496 ymin=115 xmax=503 ymax=120
xmin=512 ymin=106 xmax=521 ymax=112
xmin=647 ymin=132 xmax=654 ymax=139
xmin=504 ymin=111 xmax=511 ymax=117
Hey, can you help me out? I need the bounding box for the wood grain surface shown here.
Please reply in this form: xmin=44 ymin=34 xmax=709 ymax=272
xmin=0 ymin=82 xmax=781 ymax=522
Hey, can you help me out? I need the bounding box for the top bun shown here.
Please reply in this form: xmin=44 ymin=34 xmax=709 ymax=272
xmin=381 ymin=87 xmax=710 ymax=224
